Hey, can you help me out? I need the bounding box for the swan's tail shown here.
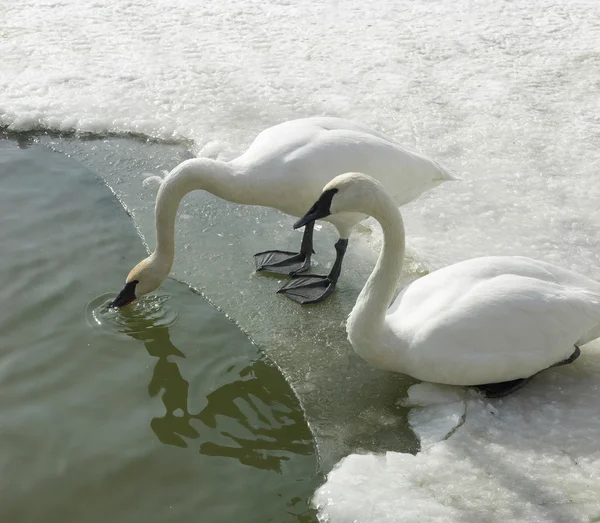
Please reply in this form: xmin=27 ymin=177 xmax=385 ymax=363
xmin=434 ymin=161 xmax=460 ymax=182
xmin=578 ymin=323 xmax=600 ymax=347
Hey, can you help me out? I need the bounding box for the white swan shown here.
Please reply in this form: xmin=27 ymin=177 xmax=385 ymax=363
xmin=110 ymin=117 xmax=454 ymax=307
xmin=287 ymin=172 xmax=600 ymax=397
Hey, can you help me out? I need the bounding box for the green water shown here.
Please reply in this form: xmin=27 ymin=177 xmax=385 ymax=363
xmin=0 ymin=139 xmax=320 ymax=522
xmin=39 ymin=134 xmax=419 ymax=471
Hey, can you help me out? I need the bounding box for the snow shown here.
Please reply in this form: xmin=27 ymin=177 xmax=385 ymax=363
xmin=3 ymin=0 xmax=600 ymax=520
xmin=315 ymin=355 xmax=600 ymax=522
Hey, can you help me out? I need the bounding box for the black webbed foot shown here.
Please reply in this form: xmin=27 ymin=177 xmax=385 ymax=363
xmin=474 ymin=376 xmax=535 ymax=398
xmin=277 ymin=275 xmax=335 ymax=305
xmin=551 ymin=345 xmax=581 ymax=368
xmin=254 ymin=250 xmax=311 ymax=275
xmin=254 ymin=221 xmax=315 ymax=275
xmin=474 ymin=345 xmax=581 ymax=398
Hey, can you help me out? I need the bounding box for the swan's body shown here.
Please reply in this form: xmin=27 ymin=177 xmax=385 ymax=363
xmin=376 ymin=256 xmax=600 ymax=385
xmin=289 ymin=172 xmax=600 ymax=395
xmin=229 ymin=117 xmax=452 ymax=231
xmin=111 ymin=117 xmax=454 ymax=307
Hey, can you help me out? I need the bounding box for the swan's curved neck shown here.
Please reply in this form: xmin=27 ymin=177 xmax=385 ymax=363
xmin=152 ymin=158 xmax=244 ymax=270
xmin=347 ymin=192 xmax=406 ymax=352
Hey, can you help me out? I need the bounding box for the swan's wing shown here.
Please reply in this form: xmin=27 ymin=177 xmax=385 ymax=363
xmin=389 ymin=256 xmax=600 ymax=384
xmin=251 ymin=116 xmax=404 ymax=147
xmin=286 ymin=116 xmax=411 ymax=147
xmin=236 ymin=117 xmax=454 ymax=206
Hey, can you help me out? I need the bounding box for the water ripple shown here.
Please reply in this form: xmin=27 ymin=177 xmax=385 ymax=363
xmin=85 ymin=292 xmax=180 ymax=337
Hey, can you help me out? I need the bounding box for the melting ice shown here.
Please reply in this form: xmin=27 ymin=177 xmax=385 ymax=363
xmin=3 ymin=0 xmax=600 ymax=520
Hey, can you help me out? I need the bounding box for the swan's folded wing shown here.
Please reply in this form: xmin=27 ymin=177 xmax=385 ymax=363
xmin=390 ymin=269 xmax=600 ymax=385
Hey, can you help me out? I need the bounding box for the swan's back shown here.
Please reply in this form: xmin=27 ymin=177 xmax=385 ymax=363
xmin=231 ymin=117 xmax=454 ymax=218
xmin=387 ymin=256 xmax=600 ymax=385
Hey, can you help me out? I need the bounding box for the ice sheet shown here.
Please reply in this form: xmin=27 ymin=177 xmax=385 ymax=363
xmin=3 ymin=0 xmax=600 ymax=519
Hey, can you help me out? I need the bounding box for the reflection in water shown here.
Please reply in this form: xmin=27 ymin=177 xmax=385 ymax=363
xmin=113 ymin=301 xmax=314 ymax=474
xmin=2 ymin=140 xmax=319 ymax=523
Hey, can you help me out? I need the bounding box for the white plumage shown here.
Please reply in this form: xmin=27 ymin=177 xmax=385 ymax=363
xmin=229 ymin=117 xmax=453 ymax=234
xmin=290 ymin=172 xmax=600 ymax=396
xmin=111 ymin=117 xmax=453 ymax=307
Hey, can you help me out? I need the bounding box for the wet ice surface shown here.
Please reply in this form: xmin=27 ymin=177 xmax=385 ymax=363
xmin=41 ymin=136 xmax=421 ymax=470
xmin=3 ymin=0 xmax=600 ymax=519
xmin=315 ymin=362 xmax=600 ymax=523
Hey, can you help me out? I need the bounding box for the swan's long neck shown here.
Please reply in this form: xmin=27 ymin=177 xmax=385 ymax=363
xmin=152 ymin=158 xmax=245 ymax=271
xmin=347 ymin=192 xmax=406 ymax=358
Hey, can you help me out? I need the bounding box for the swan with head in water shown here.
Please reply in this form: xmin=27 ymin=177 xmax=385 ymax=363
xmin=288 ymin=172 xmax=600 ymax=397
xmin=110 ymin=117 xmax=454 ymax=308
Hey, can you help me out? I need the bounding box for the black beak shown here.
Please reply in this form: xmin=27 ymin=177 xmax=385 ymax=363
xmin=293 ymin=188 xmax=338 ymax=230
xmin=109 ymin=280 xmax=138 ymax=308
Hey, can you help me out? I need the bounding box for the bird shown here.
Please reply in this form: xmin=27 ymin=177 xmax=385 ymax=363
xmin=286 ymin=172 xmax=600 ymax=397
xmin=109 ymin=116 xmax=454 ymax=308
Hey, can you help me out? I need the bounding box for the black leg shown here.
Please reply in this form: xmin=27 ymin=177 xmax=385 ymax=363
xmin=475 ymin=345 xmax=581 ymax=398
xmin=254 ymin=221 xmax=315 ymax=275
xmin=474 ymin=376 xmax=535 ymax=398
xmin=328 ymin=238 xmax=348 ymax=284
xmin=277 ymin=238 xmax=349 ymax=305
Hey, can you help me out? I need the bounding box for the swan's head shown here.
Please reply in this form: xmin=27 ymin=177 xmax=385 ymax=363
xmin=110 ymin=256 xmax=167 ymax=308
xmin=294 ymin=172 xmax=384 ymax=228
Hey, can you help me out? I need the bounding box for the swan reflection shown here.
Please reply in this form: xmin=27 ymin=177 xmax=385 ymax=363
xmin=117 ymin=303 xmax=314 ymax=473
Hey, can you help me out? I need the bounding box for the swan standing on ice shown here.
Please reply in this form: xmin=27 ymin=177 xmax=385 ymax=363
xmin=110 ymin=117 xmax=454 ymax=308
xmin=289 ymin=172 xmax=600 ymax=397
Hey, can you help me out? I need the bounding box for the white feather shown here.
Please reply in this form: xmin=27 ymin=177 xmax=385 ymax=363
xmin=322 ymin=173 xmax=600 ymax=386
xmin=122 ymin=117 xmax=454 ymax=298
